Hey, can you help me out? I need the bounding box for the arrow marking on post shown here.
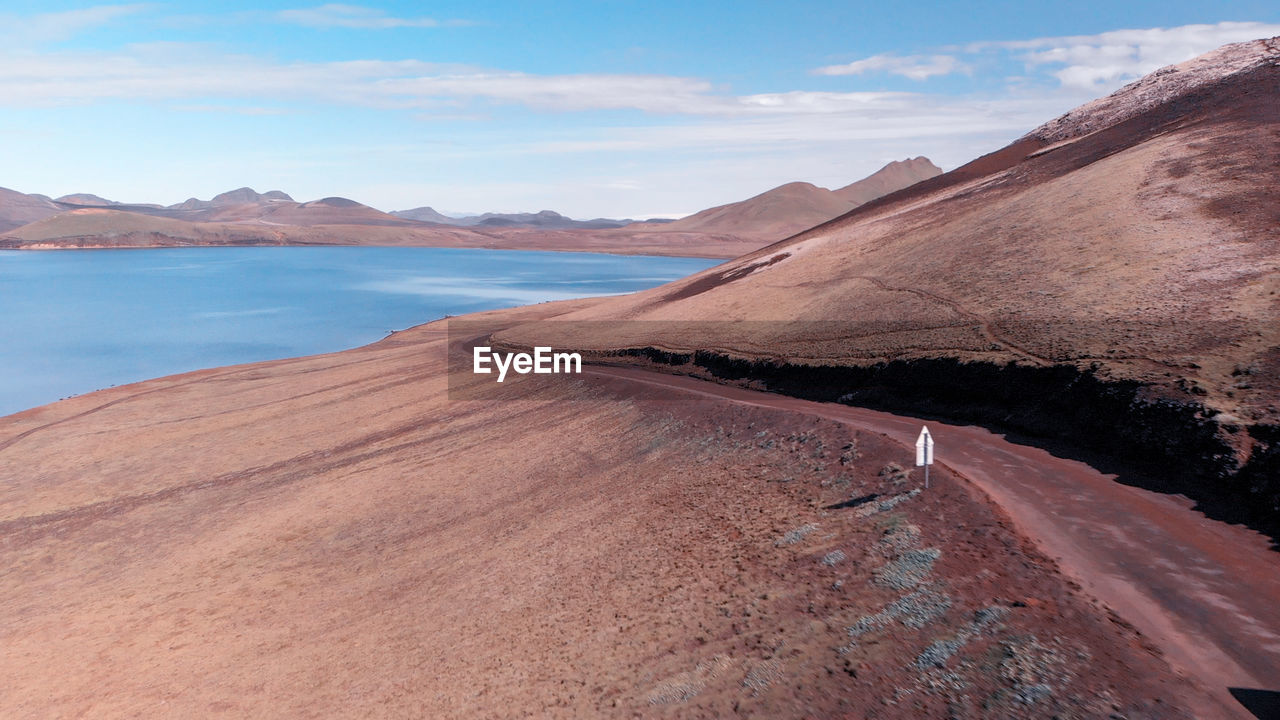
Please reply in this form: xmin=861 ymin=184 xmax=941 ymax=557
xmin=916 ymin=426 xmax=934 ymax=488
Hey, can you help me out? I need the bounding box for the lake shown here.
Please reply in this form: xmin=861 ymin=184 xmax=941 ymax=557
xmin=0 ymin=247 xmax=717 ymax=416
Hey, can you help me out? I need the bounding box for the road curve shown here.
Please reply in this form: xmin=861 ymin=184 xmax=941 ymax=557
xmin=586 ymin=365 xmax=1280 ymax=719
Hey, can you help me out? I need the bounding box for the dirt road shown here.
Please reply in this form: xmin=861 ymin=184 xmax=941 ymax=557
xmin=588 ymin=365 xmax=1280 ymax=718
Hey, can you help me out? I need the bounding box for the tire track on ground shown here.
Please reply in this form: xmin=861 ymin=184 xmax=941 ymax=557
xmin=853 ymin=275 xmax=1054 ymax=366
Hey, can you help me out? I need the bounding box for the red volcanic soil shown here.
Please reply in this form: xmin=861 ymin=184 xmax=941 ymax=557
xmin=3 ymin=35 xmax=1278 ymax=720
xmin=497 ymin=37 xmax=1280 ymax=520
xmin=585 ymin=365 xmax=1280 ymax=719
xmin=0 ymin=305 xmax=1203 ymax=718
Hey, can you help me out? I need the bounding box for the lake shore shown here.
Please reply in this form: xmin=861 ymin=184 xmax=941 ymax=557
xmin=0 ymin=223 xmax=760 ymax=259
xmin=0 ymin=246 xmax=715 ymax=417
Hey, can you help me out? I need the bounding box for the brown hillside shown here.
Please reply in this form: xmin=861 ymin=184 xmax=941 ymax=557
xmin=497 ymin=37 xmax=1280 ymax=527
xmin=0 ymin=187 xmax=61 ymax=233
xmin=832 ymin=157 xmax=942 ymax=205
xmin=0 ymin=307 xmax=1204 ymax=718
xmin=0 ymin=208 xmax=758 ymax=258
xmin=625 ymin=158 xmax=942 ymax=243
xmin=650 ymin=181 xmax=856 ymax=241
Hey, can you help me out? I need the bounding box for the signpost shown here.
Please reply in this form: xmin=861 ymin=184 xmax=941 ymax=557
xmin=915 ymin=426 xmax=934 ymax=488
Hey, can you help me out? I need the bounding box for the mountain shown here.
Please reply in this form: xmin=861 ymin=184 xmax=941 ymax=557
xmin=165 ymin=188 xmax=293 ymax=211
xmin=635 ymin=158 xmax=942 ymax=241
xmin=239 ymin=196 xmax=425 ymax=227
xmin=498 ymin=37 xmax=1280 ymax=532
xmin=0 ymin=206 xmax=473 ymax=248
xmin=391 ymin=207 xmax=634 ymax=229
xmin=0 ymin=209 xmax=288 ymax=247
xmin=0 ymin=187 xmax=62 ymax=232
xmin=206 ymin=187 xmax=295 ymax=206
xmin=54 ymin=193 xmax=119 ymax=206
xmin=832 ymin=156 xmax=942 ymax=205
xmin=4 ymin=40 xmax=1276 ymax=718
xmin=1 ymin=161 xmax=940 ymax=255
xmin=24 ymin=187 xmax=423 ymax=227
xmin=468 ymin=210 xmax=632 ymax=229
xmin=390 ymin=206 xmax=458 ymax=224
xmin=649 ymin=182 xmax=856 ymax=240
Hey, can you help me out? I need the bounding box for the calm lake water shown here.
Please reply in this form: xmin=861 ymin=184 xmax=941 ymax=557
xmin=0 ymin=247 xmax=717 ymax=416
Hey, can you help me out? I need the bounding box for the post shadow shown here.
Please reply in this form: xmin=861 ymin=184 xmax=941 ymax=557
xmin=1229 ymin=688 xmax=1280 ymax=720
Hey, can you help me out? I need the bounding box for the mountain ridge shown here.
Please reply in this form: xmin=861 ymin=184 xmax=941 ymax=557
xmin=495 ymin=36 xmax=1280 ymax=535
xmin=625 ymin=158 xmax=942 ymax=241
xmin=1 ymin=159 xmax=943 ymax=254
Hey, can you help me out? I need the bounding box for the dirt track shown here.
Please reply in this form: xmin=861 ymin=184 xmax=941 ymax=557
xmin=588 ymin=365 xmax=1280 ymax=718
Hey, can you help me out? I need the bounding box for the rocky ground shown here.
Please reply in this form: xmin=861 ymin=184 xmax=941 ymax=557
xmin=0 ymin=310 xmax=1201 ymax=717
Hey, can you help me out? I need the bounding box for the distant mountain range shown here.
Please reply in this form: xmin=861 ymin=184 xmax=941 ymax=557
xmin=0 ymin=186 xmax=668 ymax=234
xmin=0 ymin=157 xmax=943 ymax=255
xmin=0 ymin=186 xmax=415 ymax=233
xmin=389 ymin=207 xmax=675 ymax=230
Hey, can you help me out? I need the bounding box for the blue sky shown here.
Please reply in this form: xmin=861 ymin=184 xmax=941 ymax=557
xmin=2 ymin=2 xmax=1277 ymax=218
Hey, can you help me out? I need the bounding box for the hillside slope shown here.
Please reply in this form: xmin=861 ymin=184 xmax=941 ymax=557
xmin=0 ymin=307 xmax=1203 ymax=718
xmin=0 ymin=187 xmax=61 ymax=232
xmin=498 ymin=37 xmax=1280 ymax=531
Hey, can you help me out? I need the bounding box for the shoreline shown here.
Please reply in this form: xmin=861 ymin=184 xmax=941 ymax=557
xmin=0 ymin=225 xmax=760 ymax=260
xmin=0 ymin=242 xmax=738 ymax=260
xmin=0 ymin=242 xmax=736 ymax=260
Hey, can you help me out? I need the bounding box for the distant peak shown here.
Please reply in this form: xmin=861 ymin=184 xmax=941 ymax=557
xmin=55 ymin=193 xmax=118 ymax=206
xmin=210 ymin=187 xmax=263 ymax=205
xmin=873 ymin=157 xmax=942 ymax=174
xmin=307 ymin=196 xmax=365 ymax=208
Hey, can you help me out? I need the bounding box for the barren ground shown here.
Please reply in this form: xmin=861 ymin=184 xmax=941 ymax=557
xmin=0 ymin=305 xmax=1208 ymax=718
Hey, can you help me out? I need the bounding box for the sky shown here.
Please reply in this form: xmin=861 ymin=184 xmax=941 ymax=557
xmin=1 ymin=2 xmax=1278 ymax=218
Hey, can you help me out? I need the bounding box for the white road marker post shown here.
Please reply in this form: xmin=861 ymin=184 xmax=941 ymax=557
xmin=915 ymin=426 xmax=934 ymax=489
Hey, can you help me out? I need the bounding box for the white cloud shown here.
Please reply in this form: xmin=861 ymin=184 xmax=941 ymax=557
xmin=500 ymin=94 xmax=1064 ymax=157
xmin=4 ymin=20 xmax=1273 ymax=119
xmin=276 ymin=4 xmax=460 ymax=29
xmin=371 ymin=72 xmax=717 ymax=113
xmin=171 ymin=104 xmax=288 ymax=116
xmin=814 ymin=53 xmax=967 ymax=80
xmin=0 ymin=4 xmax=148 ymax=45
xmin=965 ymin=21 xmax=1280 ymax=90
xmin=816 ymin=22 xmax=1280 ymax=91
xmin=6 ymin=14 xmax=1277 ymax=217
xmin=0 ymin=45 xmax=934 ymax=118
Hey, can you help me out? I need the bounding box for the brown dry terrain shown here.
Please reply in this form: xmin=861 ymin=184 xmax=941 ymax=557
xmin=582 ymin=365 xmax=1280 ymax=719
xmin=495 ymin=38 xmax=1280 ymax=532
xmin=0 ymin=187 xmax=61 ymax=232
xmin=0 ymin=210 xmax=759 ymax=258
xmin=618 ymin=158 xmax=942 ymax=242
xmin=0 ymin=159 xmax=941 ymax=259
xmin=0 ymin=305 xmax=1206 ymax=718
xmin=3 ymin=35 xmax=1279 ymax=720
xmin=832 ymin=157 xmax=943 ymax=205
